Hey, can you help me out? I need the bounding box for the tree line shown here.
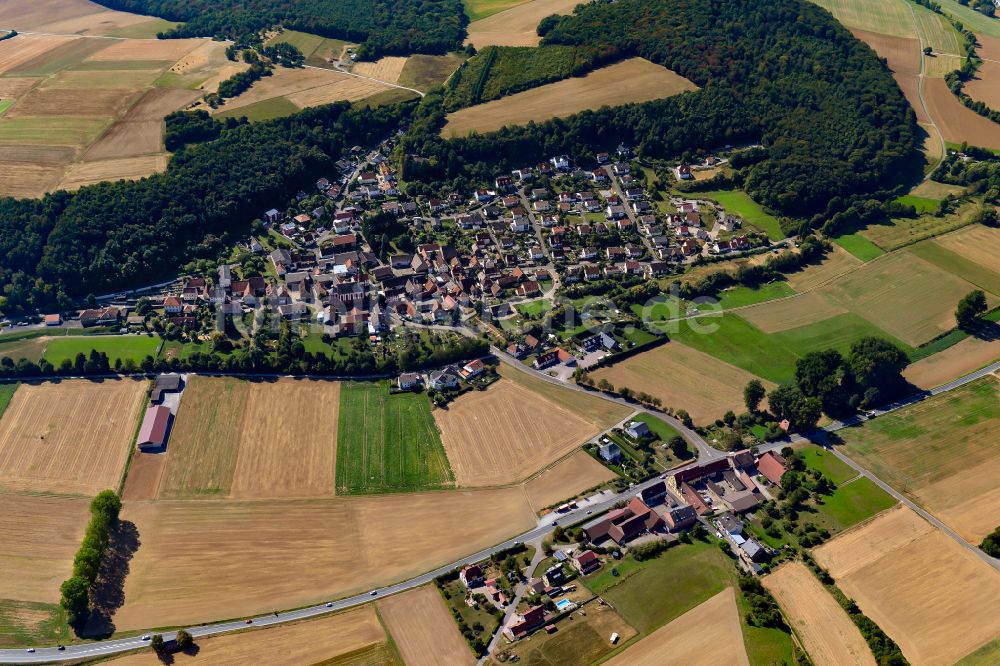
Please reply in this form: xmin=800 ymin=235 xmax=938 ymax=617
xmin=60 ymin=491 xmax=122 ymax=632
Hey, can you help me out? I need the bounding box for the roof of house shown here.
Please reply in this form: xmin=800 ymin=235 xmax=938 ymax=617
xmin=138 ymin=405 xmax=170 ymax=447
xmin=576 ymin=550 xmax=599 ymax=567
xmin=757 ymin=452 xmax=787 ymax=486
xmin=154 ymin=374 xmax=181 ymax=391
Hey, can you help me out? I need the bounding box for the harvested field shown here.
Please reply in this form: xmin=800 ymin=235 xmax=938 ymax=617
xmin=925 ymin=76 xmax=1000 ymax=151
xmin=523 ymin=450 xmax=615 ymax=512
xmin=284 ymin=76 xmax=392 ymax=108
xmin=106 ymin=605 xmax=389 ymax=666
xmin=917 ymin=224 xmax=1000 ymax=294
xmin=123 ymin=86 xmax=201 ymax=120
xmin=351 ymin=56 xmax=408 ymax=84
xmin=605 ymin=588 xmax=748 ymax=666
xmin=814 ymin=506 xmax=1000 ymax=665
xmin=3 ymin=38 xmax=109 ymax=77
xmin=0 ymin=492 xmax=91 ymax=604
xmin=377 ymin=586 xmax=472 ymax=666
xmin=0 ymin=162 xmax=66 ymax=198
xmin=967 ymin=35 xmax=1000 ymax=109
xmin=212 ymin=67 xmax=382 ymax=113
xmin=160 ymin=377 xmax=339 ymax=499
xmin=0 ymin=78 xmax=42 ymax=98
xmin=121 ymin=452 xmax=166 ymax=502
xmin=443 ymin=58 xmax=696 ymax=137
xmin=763 ymin=562 xmax=875 ymax=666
xmin=435 ymin=379 xmax=600 ymax=486
xmin=785 ymin=244 xmax=862 ymax=291
xmin=117 ymin=487 xmax=536 ymax=629
xmin=0 ymin=35 xmax=76 ymax=74
xmin=811 ymin=0 xmax=914 ymax=37
xmin=0 ymin=0 xmax=156 ymax=35
xmin=6 ymin=87 xmax=138 ymax=117
xmin=591 ymin=342 xmax=771 ymax=424
xmin=465 ymin=0 xmax=581 ymax=47
xmin=41 ymin=68 xmax=161 ymax=89
xmin=739 ymin=292 xmax=848 ymax=334
xmin=0 ymin=379 xmax=147 ymax=496
xmin=398 ymin=53 xmax=466 ymax=91
xmin=904 ymin=336 xmax=1000 ymax=389
xmin=498 ymin=364 xmax=631 ymax=428
xmin=160 ymin=40 xmax=248 ymax=91
xmin=823 ymin=250 xmax=992 ymax=346
xmin=59 ymin=153 xmax=169 ymax=189
xmin=85 ymin=38 xmax=201 ymax=62
xmin=84 ymin=120 xmax=163 ymax=159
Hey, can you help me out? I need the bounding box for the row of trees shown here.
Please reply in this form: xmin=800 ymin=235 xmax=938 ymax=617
xmin=60 ymin=491 xmax=122 ymax=630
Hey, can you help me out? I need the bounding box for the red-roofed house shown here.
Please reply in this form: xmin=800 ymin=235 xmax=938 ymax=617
xmin=757 ymin=452 xmax=788 ymax=487
xmin=573 ymin=550 xmax=601 ymax=575
xmin=506 ymin=606 xmax=547 ymax=640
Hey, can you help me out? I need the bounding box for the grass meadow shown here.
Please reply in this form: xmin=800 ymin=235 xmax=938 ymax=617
xmin=44 ymin=335 xmax=160 ymax=366
xmin=696 ymin=189 xmax=785 ymax=241
xmin=335 ymin=381 xmax=454 ymax=494
xmin=833 ymin=233 xmax=884 ymax=261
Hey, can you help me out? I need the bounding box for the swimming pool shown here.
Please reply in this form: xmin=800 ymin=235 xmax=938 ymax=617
xmin=555 ymin=598 xmax=572 ymax=611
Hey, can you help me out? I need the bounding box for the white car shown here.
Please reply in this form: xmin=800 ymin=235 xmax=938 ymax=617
xmin=25 ymin=648 xmax=34 ymax=653
xmin=141 ymin=635 xmax=151 ymax=641
xmin=325 ymin=602 xmax=333 ymax=608
xmin=369 ymin=590 xmax=378 ymax=596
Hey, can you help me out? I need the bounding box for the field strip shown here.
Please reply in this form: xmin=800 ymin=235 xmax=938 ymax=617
xmin=303 ymin=64 xmax=423 ymax=97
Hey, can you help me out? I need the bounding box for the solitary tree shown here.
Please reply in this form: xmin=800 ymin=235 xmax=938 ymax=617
xmin=175 ymin=629 xmax=194 ymax=651
xmin=957 ymin=289 xmax=988 ymax=331
xmin=744 ymin=379 xmax=766 ymax=413
xmin=150 ymin=634 xmax=165 ymax=655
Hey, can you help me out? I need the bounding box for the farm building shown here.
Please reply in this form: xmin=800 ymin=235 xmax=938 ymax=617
xmin=757 ymin=452 xmax=788 ymax=487
xmin=150 ymin=374 xmax=182 ymax=404
xmin=137 ymin=405 xmax=172 ymax=451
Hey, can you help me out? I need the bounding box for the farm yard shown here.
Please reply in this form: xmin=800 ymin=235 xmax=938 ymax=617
xmin=814 ymin=506 xmax=1000 ymax=664
xmin=377 ymin=586 xmax=472 ymax=666
xmin=104 ymin=605 xmax=395 ymax=665
xmin=442 ymin=59 xmax=697 ymax=137
xmin=837 ymin=376 xmax=1000 ymax=543
xmin=116 ymin=486 xmax=536 ymax=629
xmin=0 ymin=379 xmax=147 ymax=496
xmin=157 ymin=377 xmax=340 ymax=500
xmin=763 ymin=562 xmax=875 ymax=666
xmin=336 ymin=381 xmax=452 ymax=494
xmin=464 ymin=0 xmax=581 ymax=47
xmin=590 ymin=342 xmax=771 ymax=424
xmin=435 ymin=378 xmax=602 ymax=486
xmin=605 ymin=588 xmax=749 ymax=666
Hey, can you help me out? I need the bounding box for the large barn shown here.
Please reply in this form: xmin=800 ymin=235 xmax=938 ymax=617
xmin=137 ymin=405 xmax=171 ymax=451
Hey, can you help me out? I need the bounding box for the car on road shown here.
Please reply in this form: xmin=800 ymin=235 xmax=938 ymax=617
xmin=659 ymin=474 xmax=666 ymax=480
xmin=551 ymin=521 xmax=559 ymax=526
xmin=325 ymin=602 xmax=333 ymax=607
xmin=369 ymin=590 xmax=378 ymax=596
xmin=586 ymin=510 xmax=593 ymax=515
xmin=245 ymin=619 xmax=253 ymax=624
xmin=57 ymin=646 xmax=65 ymax=651
xmin=141 ymin=635 xmax=150 ymax=641
xmin=25 ymin=648 xmax=34 ymax=653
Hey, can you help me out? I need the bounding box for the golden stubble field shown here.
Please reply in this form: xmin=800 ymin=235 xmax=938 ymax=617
xmin=0 ymin=379 xmax=148 ymax=496
xmin=591 ymin=341 xmax=772 ymax=425
xmin=442 ymin=58 xmax=697 ymax=137
xmin=116 ymin=487 xmax=537 ymax=629
xmin=105 ymin=604 xmax=393 ymax=666
xmin=814 ymin=506 xmax=1000 ymax=665
xmin=523 ymin=450 xmax=615 ymax=512
xmin=153 ymin=377 xmax=339 ymax=500
xmin=377 ymin=586 xmax=472 ymax=666
xmin=0 ymin=0 xmax=171 ymax=36
xmin=605 ymin=587 xmax=749 ymax=666
xmin=435 ymin=379 xmax=602 ymax=486
xmin=763 ymin=562 xmax=875 ymax=666
xmin=465 ymin=0 xmax=581 ymax=47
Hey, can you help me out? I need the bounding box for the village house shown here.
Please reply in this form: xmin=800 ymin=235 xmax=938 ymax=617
xmin=573 ymin=550 xmax=601 ymax=575
xmin=460 ymin=564 xmax=485 ymax=588
xmin=80 ymin=306 xmax=121 ymax=328
xmin=397 ymin=372 xmax=423 ymax=391
xmin=505 ymin=606 xmax=547 ymax=641
xmin=599 ymin=441 xmax=622 ymax=463
xmin=757 ymin=451 xmax=788 ymax=487
xmin=428 ymin=366 xmax=462 ymax=391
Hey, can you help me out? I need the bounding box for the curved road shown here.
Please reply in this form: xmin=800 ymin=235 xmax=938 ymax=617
xmin=1 ymin=345 xmax=998 ymax=662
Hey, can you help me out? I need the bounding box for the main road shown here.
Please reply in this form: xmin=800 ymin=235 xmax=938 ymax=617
xmin=1 ymin=337 xmax=998 ymax=662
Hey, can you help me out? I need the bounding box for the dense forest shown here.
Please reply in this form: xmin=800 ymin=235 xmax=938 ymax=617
xmin=0 ymin=103 xmax=409 ymax=313
xmin=91 ymin=0 xmax=468 ymax=58
xmin=401 ymin=0 xmax=919 ymax=222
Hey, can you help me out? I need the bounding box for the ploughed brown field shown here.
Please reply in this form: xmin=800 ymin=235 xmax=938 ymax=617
xmin=924 ymin=76 xmax=1000 ymax=151
xmin=0 ymin=379 xmax=147 ymax=496
xmin=377 ymin=586 xmax=473 ymax=666
xmin=435 ymin=378 xmax=602 ymax=486
xmin=442 ymin=59 xmax=697 ymax=137
xmin=964 ymin=35 xmax=1000 ymax=111
xmin=605 ymin=588 xmax=749 ymax=666
xmin=814 ymin=506 xmax=1000 ymax=665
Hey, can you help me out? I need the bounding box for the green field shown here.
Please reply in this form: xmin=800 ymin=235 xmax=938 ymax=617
xmin=833 ymin=233 xmax=884 ymax=261
xmin=335 ymin=381 xmax=454 ymax=494
xmin=463 ymin=0 xmax=530 ymax=21
xmin=697 ymin=189 xmax=785 ymax=241
xmin=959 ymin=636 xmax=1000 ymax=665
xmin=267 ymin=29 xmax=351 ymax=68
xmin=895 ymin=194 xmax=941 ymax=215
xmin=909 ymin=239 xmax=1000 ymax=296
xmin=797 ymin=445 xmax=857 ymax=485
xmin=837 ymin=376 xmax=1000 ymax=492
xmin=808 ymin=0 xmax=915 ymax=37
xmin=0 ymin=117 xmax=112 ymax=146
xmin=516 ymin=298 xmax=551 ymax=317
xmin=0 ymin=383 xmax=17 ymax=420
xmin=934 ymin=0 xmax=1000 ymax=39
xmin=216 ymin=97 xmax=302 ymax=122
xmin=0 ymin=600 xmax=71 ymax=649
xmin=716 ymin=281 xmax=795 ymax=309
xmin=772 ymin=312 xmax=911 ymax=358
xmin=0 ymin=99 xmax=13 ymax=116
xmin=810 ymin=476 xmax=897 ymax=533
xmin=630 ymin=413 xmax=682 ymax=445
xmin=44 ymin=335 xmax=161 ymax=366
xmin=669 ymin=314 xmax=798 ymax=384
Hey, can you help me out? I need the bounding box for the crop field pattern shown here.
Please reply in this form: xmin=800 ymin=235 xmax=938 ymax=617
xmin=435 ymin=379 xmax=599 ymax=486
xmin=815 ymin=506 xmax=1000 ymax=664
xmin=465 ymin=0 xmax=581 ymax=47
xmin=336 ymin=382 xmax=453 ymax=494
xmin=377 ymin=586 xmax=472 ymax=666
